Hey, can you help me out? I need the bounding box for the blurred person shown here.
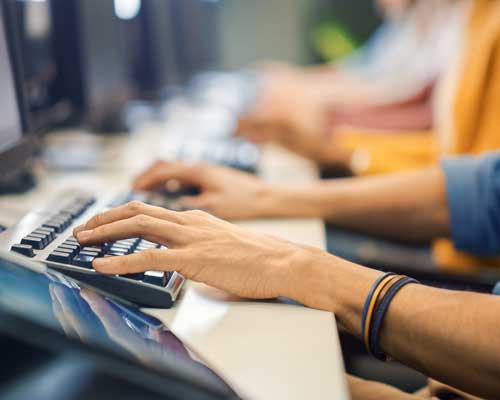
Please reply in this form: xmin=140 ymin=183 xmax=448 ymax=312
xmin=73 ymin=151 xmax=500 ymax=399
xmin=236 ymin=0 xmax=500 ymax=177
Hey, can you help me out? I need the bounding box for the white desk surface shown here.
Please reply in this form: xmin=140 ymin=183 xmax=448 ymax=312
xmin=0 ymin=126 xmax=349 ymax=400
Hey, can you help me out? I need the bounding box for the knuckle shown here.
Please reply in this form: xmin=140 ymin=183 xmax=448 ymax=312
xmin=127 ymin=200 xmax=145 ymax=214
xmin=133 ymin=214 xmax=152 ymax=230
xmin=88 ymin=212 xmax=103 ymax=228
xmin=186 ymin=209 xmax=209 ymax=218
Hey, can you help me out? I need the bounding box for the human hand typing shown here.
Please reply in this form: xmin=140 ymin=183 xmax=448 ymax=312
xmin=74 ymin=202 xmax=309 ymax=300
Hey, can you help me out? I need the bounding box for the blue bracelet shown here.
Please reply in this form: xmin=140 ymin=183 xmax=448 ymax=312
xmin=369 ymin=276 xmax=419 ymax=361
xmin=360 ymin=272 xmax=395 ymax=345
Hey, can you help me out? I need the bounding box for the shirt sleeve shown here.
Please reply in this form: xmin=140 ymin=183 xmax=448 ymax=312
xmin=441 ymin=152 xmax=500 ymax=256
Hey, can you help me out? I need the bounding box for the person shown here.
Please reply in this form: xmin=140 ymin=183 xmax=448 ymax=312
xmin=73 ymin=152 xmax=500 ymax=399
xmin=236 ymin=0 xmax=500 ymax=176
xmin=120 ymin=150 xmax=497 ymax=270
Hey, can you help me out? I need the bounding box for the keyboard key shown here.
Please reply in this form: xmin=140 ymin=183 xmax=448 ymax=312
xmin=34 ymin=228 xmax=56 ymax=241
xmin=56 ymin=247 xmax=76 ymax=256
xmin=58 ymin=244 xmax=79 ymax=255
xmin=72 ymin=254 xmax=95 ymax=269
xmin=29 ymin=233 xmax=49 ymax=248
xmin=82 ymin=246 xmax=105 ymax=256
xmin=21 ymin=236 xmax=45 ymax=250
xmin=143 ymin=271 xmax=167 ymax=287
xmin=42 ymin=222 xmax=64 ymax=233
xmin=107 ymin=250 xmax=128 ymax=257
xmin=47 ymin=251 xmax=72 ymax=264
xmin=11 ymin=244 xmax=34 ymax=257
xmin=79 ymin=250 xmax=100 ymax=258
xmin=110 ymin=244 xmax=132 ymax=253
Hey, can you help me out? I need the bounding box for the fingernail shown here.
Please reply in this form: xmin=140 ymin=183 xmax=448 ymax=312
xmin=77 ymin=230 xmax=93 ymax=241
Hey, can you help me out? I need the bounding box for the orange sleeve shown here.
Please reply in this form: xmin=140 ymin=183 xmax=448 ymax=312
xmin=433 ymin=239 xmax=500 ymax=271
xmin=333 ymin=128 xmax=438 ymax=175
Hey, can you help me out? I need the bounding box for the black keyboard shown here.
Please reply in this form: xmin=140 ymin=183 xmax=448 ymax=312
xmin=0 ymin=191 xmax=185 ymax=308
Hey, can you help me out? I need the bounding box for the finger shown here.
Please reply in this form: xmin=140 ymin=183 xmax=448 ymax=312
xmin=76 ymin=215 xmax=189 ymax=246
xmin=133 ymin=162 xmax=203 ymax=191
xmin=74 ymin=201 xmax=182 ymax=236
xmin=93 ymin=249 xmax=185 ymax=275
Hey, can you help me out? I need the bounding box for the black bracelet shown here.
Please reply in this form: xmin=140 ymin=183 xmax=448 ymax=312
xmin=369 ymin=276 xmax=419 ymax=361
xmin=360 ymin=272 xmax=395 ymax=346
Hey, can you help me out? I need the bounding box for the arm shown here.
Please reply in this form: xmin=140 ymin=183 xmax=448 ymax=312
xmin=133 ymin=161 xmax=449 ymax=243
xmin=299 ymin=252 xmax=500 ymax=399
xmin=263 ymin=166 xmax=449 ymax=243
xmin=73 ymin=203 xmax=500 ymax=399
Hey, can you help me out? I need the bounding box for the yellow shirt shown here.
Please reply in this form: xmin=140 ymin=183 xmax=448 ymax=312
xmin=335 ymin=0 xmax=500 ymax=270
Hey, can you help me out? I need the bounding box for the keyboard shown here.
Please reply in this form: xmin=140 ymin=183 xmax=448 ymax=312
xmin=0 ymin=190 xmax=186 ymax=308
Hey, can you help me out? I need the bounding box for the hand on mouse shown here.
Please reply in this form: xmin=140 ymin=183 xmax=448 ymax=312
xmin=133 ymin=161 xmax=276 ymax=220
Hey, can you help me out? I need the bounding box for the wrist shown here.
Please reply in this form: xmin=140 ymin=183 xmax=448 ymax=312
xmin=281 ymin=246 xmax=380 ymax=337
xmin=259 ymin=184 xmax=330 ymax=219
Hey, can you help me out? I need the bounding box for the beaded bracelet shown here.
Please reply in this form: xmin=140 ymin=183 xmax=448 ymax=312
xmin=369 ymin=276 xmax=419 ymax=361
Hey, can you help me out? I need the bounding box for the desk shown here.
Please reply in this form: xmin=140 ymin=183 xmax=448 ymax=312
xmin=0 ymin=126 xmax=349 ymax=400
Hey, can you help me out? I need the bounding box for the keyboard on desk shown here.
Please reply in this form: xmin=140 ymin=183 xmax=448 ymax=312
xmin=0 ymin=191 xmax=185 ymax=308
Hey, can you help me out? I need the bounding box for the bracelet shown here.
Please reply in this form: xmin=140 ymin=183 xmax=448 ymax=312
xmin=361 ymin=272 xmax=396 ymax=353
xmin=369 ymin=276 xmax=419 ymax=361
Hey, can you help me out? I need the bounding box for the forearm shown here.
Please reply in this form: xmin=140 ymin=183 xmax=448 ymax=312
xmin=264 ymin=167 xmax=450 ymax=242
xmin=286 ymin=251 xmax=500 ymax=399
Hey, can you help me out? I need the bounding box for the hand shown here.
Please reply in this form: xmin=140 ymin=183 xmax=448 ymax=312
xmin=74 ymin=202 xmax=308 ymax=300
xmin=236 ymin=64 xmax=330 ymax=162
xmin=133 ymin=161 xmax=275 ymax=220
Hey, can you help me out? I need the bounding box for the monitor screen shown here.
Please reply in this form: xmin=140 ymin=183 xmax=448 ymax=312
xmin=117 ymin=0 xmax=181 ymax=100
xmin=0 ymin=252 xmax=238 ymax=398
xmin=9 ymin=0 xmax=74 ymax=133
xmin=17 ymin=0 xmax=55 ymax=110
xmin=0 ymin=4 xmax=23 ymax=154
xmin=79 ymin=0 xmax=132 ymax=130
xmin=50 ymin=0 xmax=132 ymax=133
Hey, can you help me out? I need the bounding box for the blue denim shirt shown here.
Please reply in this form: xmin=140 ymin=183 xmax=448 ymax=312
xmin=441 ymin=152 xmax=500 ymax=295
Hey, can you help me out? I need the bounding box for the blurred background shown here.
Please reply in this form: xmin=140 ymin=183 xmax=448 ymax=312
xmin=216 ymin=0 xmax=381 ymax=68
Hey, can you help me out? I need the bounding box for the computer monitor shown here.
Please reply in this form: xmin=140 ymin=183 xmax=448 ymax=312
xmin=7 ymin=0 xmax=73 ymax=133
xmin=51 ymin=0 xmax=133 ymax=133
xmin=0 ymin=1 xmax=35 ymax=193
xmin=171 ymin=0 xmax=221 ymax=83
xmin=118 ymin=0 xmax=181 ymax=101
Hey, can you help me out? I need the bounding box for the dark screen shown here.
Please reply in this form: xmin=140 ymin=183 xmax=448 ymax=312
xmin=0 ymin=253 xmax=236 ymax=398
xmin=118 ymin=0 xmax=180 ymax=100
xmin=16 ymin=0 xmax=56 ymax=111
xmin=79 ymin=0 xmax=131 ymax=128
xmin=0 ymin=5 xmax=23 ymax=153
